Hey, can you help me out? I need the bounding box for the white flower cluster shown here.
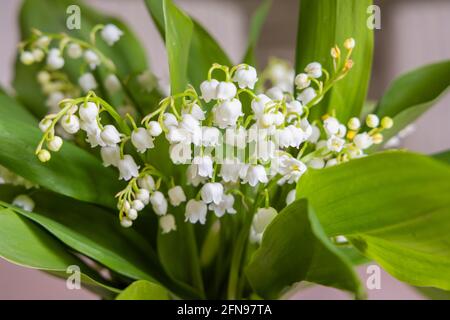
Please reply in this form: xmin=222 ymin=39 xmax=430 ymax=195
xmin=32 ymin=38 xmax=393 ymax=241
xmin=19 ymin=25 xmax=123 ymax=115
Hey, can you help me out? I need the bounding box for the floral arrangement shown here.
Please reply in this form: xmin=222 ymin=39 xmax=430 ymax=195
xmin=0 ymin=0 xmax=449 ymax=300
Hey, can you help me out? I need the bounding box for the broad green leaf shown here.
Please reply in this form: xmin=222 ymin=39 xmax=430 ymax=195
xmin=242 ymin=0 xmax=272 ymax=66
xmin=297 ymin=151 xmax=450 ymax=290
xmin=295 ymin=0 xmax=373 ymax=122
xmin=246 ymin=199 xmax=363 ymax=299
xmin=0 ymin=207 xmax=119 ymax=295
xmin=414 ymin=287 xmax=450 ymax=300
xmin=0 ymin=92 xmax=122 ymax=208
xmin=15 ymin=0 xmax=160 ymax=118
xmin=433 ymin=150 xmax=450 ymax=164
xmin=163 ymin=0 xmax=193 ymax=95
xmin=375 ymin=61 xmax=450 ymax=143
xmin=144 ymin=0 xmax=231 ymax=89
xmin=116 ymin=280 xmax=169 ymax=300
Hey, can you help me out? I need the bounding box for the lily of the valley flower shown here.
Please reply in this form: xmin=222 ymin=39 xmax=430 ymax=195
xmin=232 ymin=65 xmax=258 ymax=89
xmin=12 ymin=194 xmax=35 ymax=212
xmin=131 ymin=127 xmax=154 ymax=153
xmin=118 ymin=155 xmax=139 ymax=181
xmin=101 ymin=24 xmax=124 ymax=46
xmin=100 ymin=145 xmax=120 ymax=167
xmin=160 ymin=214 xmax=177 ymax=233
xmin=46 ymin=48 xmax=64 ymax=70
xmin=101 ymin=125 xmax=121 ymax=146
xmin=213 ymin=98 xmax=243 ymax=129
xmin=201 ymin=182 xmax=224 ymax=205
xmin=209 ymin=194 xmax=236 ymax=217
xmin=150 ymin=191 xmax=168 ymax=216
xmin=168 ymin=186 xmax=186 ymax=207
xmin=185 ymin=199 xmax=207 ymax=224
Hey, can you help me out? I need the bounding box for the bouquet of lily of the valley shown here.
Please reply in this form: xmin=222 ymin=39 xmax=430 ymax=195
xmin=0 ymin=0 xmax=449 ymax=300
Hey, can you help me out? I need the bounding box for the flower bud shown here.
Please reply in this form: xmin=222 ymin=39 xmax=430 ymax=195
xmin=84 ymin=50 xmax=101 ymax=69
xmin=366 ymin=114 xmax=380 ymax=128
xmin=297 ymin=87 xmax=316 ymax=104
xmin=252 ymin=207 xmax=277 ymax=234
xmin=372 ymin=133 xmax=383 ymax=144
xmin=136 ymin=188 xmax=151 ymax=205
xmin=67 ymin=43 xmax=83 ymax=59
xmin=150 ymin=191 xmax=168 ymax=216
xmin=286 ymin=189 xmax=296 ymax=205
xmin=20 ymin=51 xmax=34 ymax=65
xmin=12 ymin=194 xmax=35 ymax=212
xmin=347 ymin=117 xmax=361 ymax=130
xmin=381 ymin=116 xmax=393 ymax=129
xmin=46 ymin=48 xmax=64 ymax=70
xmin=32 ymin=48 xmax=45 ymax=62
xmin=138 ymin=175 xmax=155 ymax=192
xmin=104 ymin=74 xmax=121 ymax=93
xmin=353 ymin=132 xmax=373 ymax=150
xmin=37 ymin=149 xmax=51 ymax=162
xmin=127 ymin=208 xmax=138 ymax=220
xmin=147 ymin=121 xmax=162 ymax=137
xmin=305 ymin=62 xmax=322 ymax=78
xmin=344 ymin=38 xmax=356 ymax=50
xmin=47 ymin=136 xmax=63 ymax=152
xmin=61 ymin=114 xmax=80 ymax=134
xmin=39 ymin=118 xmax=52 ymax=132
xmin=37 ymin=71 xmax=51 ymax=84
xmin=36 ymin=36 xmax=51 ymax=48
xmin=120 ymin=217 xmax=133 ymax=228
xmin=331 ymin=46 xmax=341 ymax=59
xmin=132 ymin=200 xmax=145 ymax=212
xmin=294 ymin=73 xmax=310 ymax=90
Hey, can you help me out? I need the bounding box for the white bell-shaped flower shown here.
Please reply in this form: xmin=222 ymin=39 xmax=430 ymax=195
xmin=277 ymin=156 xmax=307 ymax=185
xmin=136 ymin=188 xmax=151 ymax=205
xmin=251 ymin=94 xmax=272 ymax=118
xmin=186 ymin=164 xmax=208 ymax=187
xmin=201 ymin=127 xmax=221 ymax=147
xmin=78 ymin=73 xmax=98 ymax=93
xmin=32 ymin=49 xmax=44 ymax=62
xmin=200 ymin=79 xmax=219 ymax=102
xmin=20 ymin=51 xmax=34 ymax=65
xmin=46 ymin=48 xmax=64 ymax=70
xmin=266 ymin=86 xmax=284 ymax=100
xmin=209 ymin=194 xmax=236 ymax=218
xmin=305 ymin=62 xmax=322 ymax=78
xmin=201 ymin=182 xmax=224 ymax=205
xmin=323 ymin=117 xmax=340 ymax=136
xmin=131 ymin=127 xmax=154 ymax=153
xmin=252 ymin=207 xmax=277 ymax=234
xmin=104 ymin=74 xmax=121 ymax=93
xmin=182 ymin=103 xmax=205 ymax=121
xmin=101 ymin=24 xmax=124 ymax=46
xmin=219 ymin=158 xmax=243 ymax=183
xmin=100 ymin=145 xmax=120 ymax=167
xmin=287 ymin=125 xmax=307 ymax=148
xmin=168 ymin=186 xmax=186 ymax=207
xmin=101 ymin=125 xmax=121 ymax=146
xmin=241 ymin=165 xmax=268 ymax=187
xmin=37 ymin=149 xmax=51 ymax=162
xmin=169 ymin=142 xmax=192 ymax=164
xmin=213 ymin=98 xmax=243 ymax=129
xmin=308 ymin=125 xmax=321 ymax=143
xmin=150 ymin=191 xmax=168 ymax=216
xmin=132 ymin=200 xmax=145 ymax=212
xmin=118 ymin=155 xmax=139 ymax=181
xmin=232 ymin=65 xmax=258 ymax=89
xmin=61 ymin=114 xmax=80 ymax=134
xmin=192 ymin=155 xmax=214 ymax=178
xmin=160 ymin=214 xmax=177 ymax=233
xmin=185 ymin=199 xmax=207 ymax=224
xmin=138 ymin=175 xmax=155 ymax=192
xmin=86 ymin=128 xmax=106 ymax=148
xmin=12 ymin=194 xmax=35 ymax=212
xmin=39 ymin=118 xmax=52 ymax=133
xmin=163 ymin=113 xmax=179 ymax=128
xmin=216 ymin=81 xmax=237 ymax=100
xmin=286 ymin=100 xmax=303 ymax=115
xmin=275 ymin=128 xmax=293 ymax=148
xmin=67 ymin=43 xmax=83 ymax=59
xmin=84 ymin=50 xmax=101 ymax=70
xmin=308 ymin=158 xmax=325 ymax=169
xmin=298 ymin=87 xmax=317 ymax=104
xmin=353 ymin=132 xmax=373 ymax=150
xmin=326 ymin=135 xmax=345 ymax=152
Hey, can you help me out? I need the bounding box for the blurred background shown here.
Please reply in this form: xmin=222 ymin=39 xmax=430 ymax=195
xmin=0 ymin=0 xmax=449 ymax=299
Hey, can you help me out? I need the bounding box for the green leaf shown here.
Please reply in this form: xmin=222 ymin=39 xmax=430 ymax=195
xmin=0 ymin=207 xmax=119 ymax=295
xmin=246 ymin=199 xmax=363 ymax=299
xmin=14 ymin=0 xmax=160 ymax=117
xmin=116 ymin=280 xmax=169 ymax=300
xmin=144 ymin=0 xmax=231 ymax=89
xmin=375 ymin=61 xmax=450 ymax=143
xmin=297 ymin=151 xmax=450 ymax=290
xmin=433 ymin=150 xmax=450 ymax=165
xmin=414 ymin=287 xmax=450 ymax=300
xmin=295 ymin=0 xmax=373 ymax=122
xmin=162 ymin=0 xmax=193 ymax=94
xmin=242 ymin=0 xmax=272 ymax=66
xmin=0 ymin=92 xmax=122 ymax=208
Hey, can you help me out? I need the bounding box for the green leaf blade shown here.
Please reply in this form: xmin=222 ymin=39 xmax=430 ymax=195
xmin=116 ymin=280 xmax=169 ymax=300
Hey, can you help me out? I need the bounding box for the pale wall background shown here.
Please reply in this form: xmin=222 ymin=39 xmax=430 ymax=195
xmin=0 ymin=0 xmax=449 ymax=299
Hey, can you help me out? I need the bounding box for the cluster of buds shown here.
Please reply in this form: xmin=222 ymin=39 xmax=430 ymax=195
xmin=29 ymin=36 xmax=393 ymax=241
